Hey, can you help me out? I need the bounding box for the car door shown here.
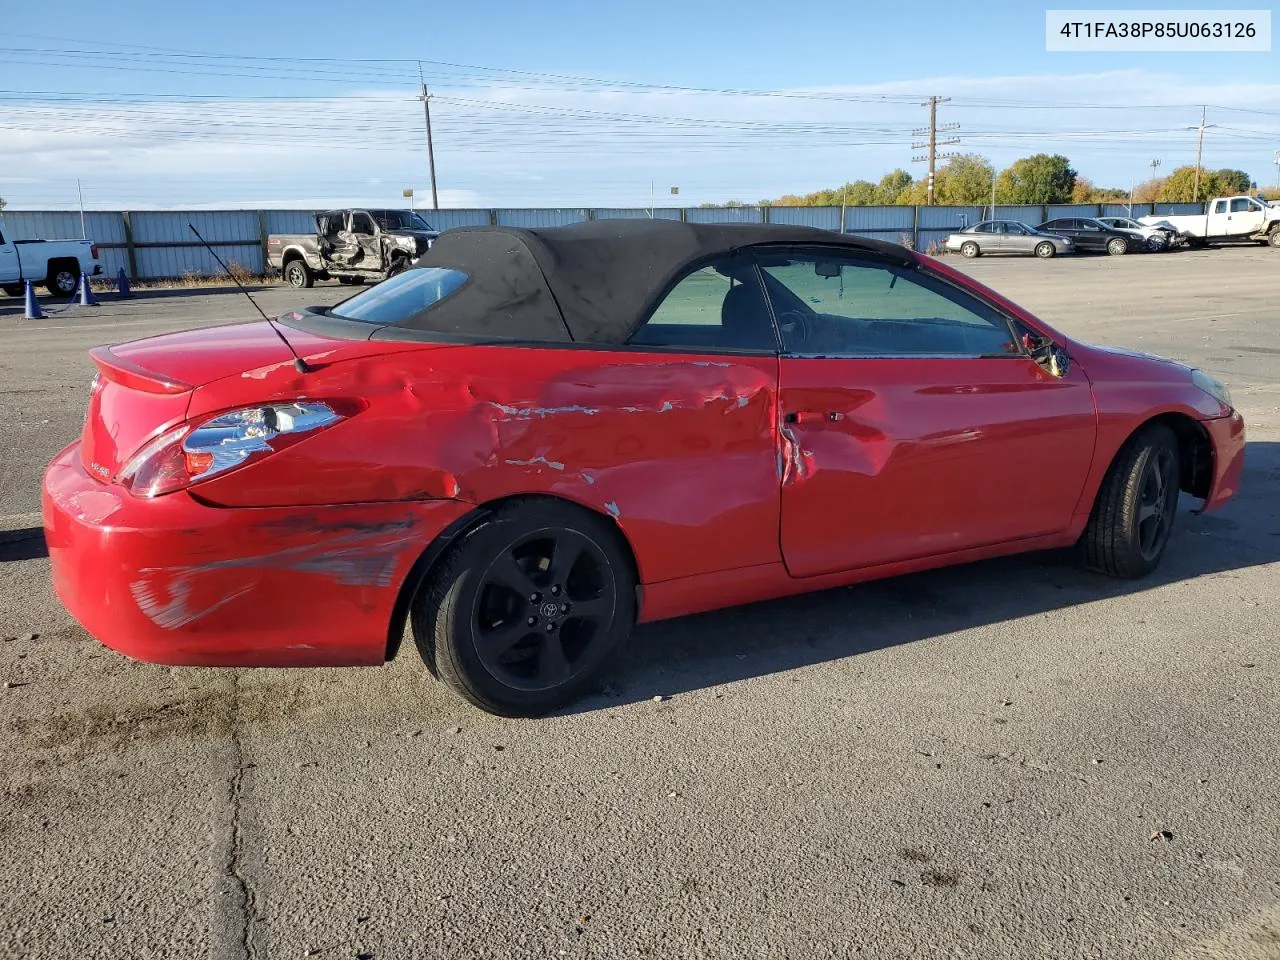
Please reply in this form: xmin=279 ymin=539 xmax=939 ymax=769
xmin=1002 ymin=222 xmax=1036 ymax=254
xmin=1207 ymin=199 xmax=1231 ymax=237
xmin=1226 ymin=197 xmax=1265 ymax=236
xmin=1072 ymin=219 xmax=1105 ymax=250
xmin=0 ymin=230 xmax=19 ymax=284
xmin=1038 ymin=219 xmax=1071 ymax=243
xmin=348 ymin=212 xmax=384 ymax=272
xmin=758 ymin=247 xmax=1097 ymax=578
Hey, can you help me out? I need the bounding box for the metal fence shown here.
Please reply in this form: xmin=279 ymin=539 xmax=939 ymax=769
xmin=0 ymin=202 xmax=1209 ymax=281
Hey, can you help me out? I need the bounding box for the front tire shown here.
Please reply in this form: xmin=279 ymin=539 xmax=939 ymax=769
xmin=960 ymin=241 xmax=981 ymax=258
xmin=1268 ymin=228 xmax=1280 ymax=249
xmin=1079 ymin=423 xmax=1180 ymax=579
xmin=2 ymin=284 xmax=23 ymax=297
xmin=1034 ymin=242 xmax=1055 ymax=259
xmin=1107 ymin=237 xmax=1128 ymax=256
xmin=387 ymin=256 xmax=410 ymax=277
xmin=411 ymin=500 xmax=636 ymax=717
xmin=283 ymin=260 xmax=312 ymax=288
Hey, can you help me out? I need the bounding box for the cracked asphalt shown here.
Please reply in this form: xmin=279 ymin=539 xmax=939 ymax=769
xmin=1 ymin=248 xmax=1278 ymax=959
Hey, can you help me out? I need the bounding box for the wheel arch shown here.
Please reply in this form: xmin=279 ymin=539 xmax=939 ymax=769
xmin=1099 ymin=412 xmax=1214 ymax=504
xmin=384 ymin=493 xmax=642 ymax=661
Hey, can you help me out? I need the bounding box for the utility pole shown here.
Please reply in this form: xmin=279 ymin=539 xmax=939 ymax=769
xmin=418 ymin=62 xmax=439 ymax=210
xmin=1188 ymin=106 xmax=1216 ymax=203
xmin=912 ymin=96 xmax=958 ymax=205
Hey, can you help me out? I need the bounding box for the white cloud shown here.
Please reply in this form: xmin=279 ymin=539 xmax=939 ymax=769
xmin=1 ymin=69 xmax=1277 ymax=209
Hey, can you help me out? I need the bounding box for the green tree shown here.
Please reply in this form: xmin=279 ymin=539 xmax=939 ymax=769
xmin=995 ymin=153 xmax=1077 ymax=204
xmin=875 ymin=169 xmax=913 ymax=204
xmin=1214 ymin=168 xmax=1252 ymax=194
xmin=1159 ymin=165 xmax=1236 ymax=202
xmin=1071 ymin=178 xmax=1128 ymax=203
xmin=935 ymin=154 xmax=997 ymax=204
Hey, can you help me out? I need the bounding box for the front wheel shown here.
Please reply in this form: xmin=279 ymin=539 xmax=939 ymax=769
xmin=1107 ymin=238 xmax=1128 ymax=256
xmin=386 ymin=256 xmax=410 ymax=278
xmin=1079 ymin=423 xmax=1180 ymax=579
xmin=283 ymin=260 xmax=312 ymax=288
xmin=2 ymin=284 xmax=23 ymax=297
xmin=1034 ymin=242 xmax=1056 ymax=259
xmin=411 ymin=500 xmax=636 ymax=716
xmin=1268 ymin=228 xmax=1280 ymax=249
xmin=960 ymin=241 xmax=980 ymax=258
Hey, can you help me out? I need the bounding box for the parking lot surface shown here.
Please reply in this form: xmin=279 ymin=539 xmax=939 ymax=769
xmin=1 ymin=249 xmax=1278 ymax=959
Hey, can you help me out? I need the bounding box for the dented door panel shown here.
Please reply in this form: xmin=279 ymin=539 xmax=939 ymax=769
xmin=190 ymin=345 xmax=784 ymax=585
xmin=777 ymin=356 xmax=1097 ymax=578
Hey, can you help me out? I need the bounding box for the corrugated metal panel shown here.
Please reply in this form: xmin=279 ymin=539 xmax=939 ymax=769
xmin=419 ymin=209 xmax=492 ymax=230
xmin=595 ymin=208 xmax=683 ymax=221
xmin=136 ymin=244 xmax=263 ymax=280
xmin=131 ymin=210 xmax=259 ymax=244
xmin=95 ymin=248 xmax=131 ymax=279
xmin=767 ymin=207 xmax=841 ymax=230
xmin=1155 ymin=202 xmax=1205 ymax=216
xmin=685 ymin=207 xmax=764 ymax=224
xmin=916 ymin=230 xmax=956 ymax=255
xmin=0 ymin=210 xmax=125 ymax=243
xmin=843 ymin=206 xmax=913 ymax=234
xmin=917 ymin=205 xmax=981 ymax=229
xmin=992 ymin=205 xmax=1043 ymax=223
xmin=1101 ymin=203 xmax=1151 ymax=218
xmin=1045 ymin=203 xmax=1101 ymax=220
xmin=264 ymin=210 xmax=318 ymax=234
xmin=495 ymin=209 xmax=588 ymax=228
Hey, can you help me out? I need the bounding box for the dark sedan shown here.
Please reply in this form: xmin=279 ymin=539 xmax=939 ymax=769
xmin=1036 ymin=217 xmax=1145 ymax=255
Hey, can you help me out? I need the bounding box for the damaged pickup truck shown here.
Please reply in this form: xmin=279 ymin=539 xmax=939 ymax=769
xmin=266 ymin=209 xmax=440 ymax=288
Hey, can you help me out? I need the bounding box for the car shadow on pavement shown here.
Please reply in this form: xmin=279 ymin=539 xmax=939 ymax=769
xmin=0 ymin=528 xmax=48 ymax=563
xmin=569 ymin=439 xmax=1279 ymax=715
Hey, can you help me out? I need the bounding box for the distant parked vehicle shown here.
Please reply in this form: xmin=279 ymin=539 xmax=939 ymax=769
xmin=943 ymin=220 xmax=1074 ymax=259
xmin=1097 ymin=216 xmax=1179 ymax=251
xmin=1139 ymin=195 xmax=1280 ymax=248
xmin=1036 ymin=217 xmax=1145 ymax=255
xmin=0 ymin=227 xmax=101 ymax=296
xmin=266 ymin=209 xmax=440 ymax=288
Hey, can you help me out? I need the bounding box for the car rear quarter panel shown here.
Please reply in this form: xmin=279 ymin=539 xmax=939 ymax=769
xmin=189 ymin=344 xmax=784 ymax=585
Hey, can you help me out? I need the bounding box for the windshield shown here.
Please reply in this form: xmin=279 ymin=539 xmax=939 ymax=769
xmin=331 ymin=267 xmax=467 ymax=324
xmin=373 ymin=210 xmax=435 ymax=231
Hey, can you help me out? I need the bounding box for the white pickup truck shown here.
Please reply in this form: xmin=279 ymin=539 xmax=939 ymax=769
xmin=0 ymin=226 xmax=102 ymax=296
xmin=1140 ymin=195 xmax=1280 ymax=248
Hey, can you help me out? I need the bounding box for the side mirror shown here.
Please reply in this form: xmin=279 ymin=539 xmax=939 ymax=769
xmin=1021 ymin=331 xmax=1070 ymax=377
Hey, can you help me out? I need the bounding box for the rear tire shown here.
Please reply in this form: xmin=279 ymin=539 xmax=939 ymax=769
xmin=45 ymin=261 xmax=79 ymax=296
xmin=1079 ymin=423 xmax=1180 ymax=579
xmin=1107 ymin=237 xmax=1128 ymax=256
xmin=1034 ymin=242 xmax=1055 ymax=259
xmin=283 ymin=260 xmax=312 ymax=288
xmin=410 ymin=500 xmax=636 ymax=717
xmin=960 ymin=241 xmax=980 ymax=258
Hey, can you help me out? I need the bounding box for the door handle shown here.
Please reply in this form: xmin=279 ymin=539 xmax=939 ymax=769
xmin=784 ymin=410 xmax=841 ymax=425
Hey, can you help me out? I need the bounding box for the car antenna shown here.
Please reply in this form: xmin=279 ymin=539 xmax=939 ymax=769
xmin=186 ymin=223 xmax=312 ymax=373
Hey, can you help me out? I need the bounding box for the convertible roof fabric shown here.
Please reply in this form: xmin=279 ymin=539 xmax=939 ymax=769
xmin=400 ymin=218 xmax=913 ymax=344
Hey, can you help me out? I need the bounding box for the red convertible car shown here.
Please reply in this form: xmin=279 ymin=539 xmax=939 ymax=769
xmin=43 ymin=221 xmax=1244 ymax=715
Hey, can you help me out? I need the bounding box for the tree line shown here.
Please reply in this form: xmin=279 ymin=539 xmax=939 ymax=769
xmin=701 ymin=154 xmax=1258 ymax=208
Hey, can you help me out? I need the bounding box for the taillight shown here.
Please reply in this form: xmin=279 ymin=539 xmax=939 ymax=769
xmin=90 ymin=243 xmax=99 ymax=259
xmin=118 ymin=401 xmax=346 ymax=498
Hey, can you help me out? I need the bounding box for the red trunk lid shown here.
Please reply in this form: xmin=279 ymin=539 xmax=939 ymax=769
xmin=78 ymin=320 xmax=422 ymax=481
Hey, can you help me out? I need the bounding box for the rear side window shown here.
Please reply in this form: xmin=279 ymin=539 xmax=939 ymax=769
xmin=628 ymin=258 xmax=776 ymax=353
xmin=331 ymin=267 xmax=468 ymax=325
xmin=1214 ymin=200 xmax=1228 ymax=214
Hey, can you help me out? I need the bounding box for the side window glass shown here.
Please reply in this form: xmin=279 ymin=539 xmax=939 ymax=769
xmin=1214 ymin=200 xmax=1228 ymax=214
xmin=628 ymin=259 xmax=775 ymax=352
xmin=350 ymin=213 xmax=375 ymax=235
xmin=760 ymin=256 xmax=1016 ymax=358
xmin=974 ymin=222 xmax=995 ymax=234
xmin=1079 ymin=221 xmax=1099 ymax=232
xmin=1230 ymin=198 xmax=1251 ymax=213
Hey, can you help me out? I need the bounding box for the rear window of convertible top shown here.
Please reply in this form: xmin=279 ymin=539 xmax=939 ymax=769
xmin=330 ymin=267 xmax=468 ymax=325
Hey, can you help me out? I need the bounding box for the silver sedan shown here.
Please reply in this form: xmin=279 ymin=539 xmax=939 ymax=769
xmin=943 ymin=220 xmax=1074 ymax=258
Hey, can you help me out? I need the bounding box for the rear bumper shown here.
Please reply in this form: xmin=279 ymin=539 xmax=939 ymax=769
xmin=42 ymin=442 xmax=470 ymax=667
xmin=1202 ymin=410 xmax=1246 ymax=512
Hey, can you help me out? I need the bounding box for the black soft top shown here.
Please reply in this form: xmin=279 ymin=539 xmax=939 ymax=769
xmin=391 ymin=219 xmax=913 ymax=345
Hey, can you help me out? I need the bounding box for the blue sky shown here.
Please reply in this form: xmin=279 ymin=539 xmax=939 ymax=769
xmin=1 ymin=0 xmax=1276 ymax=209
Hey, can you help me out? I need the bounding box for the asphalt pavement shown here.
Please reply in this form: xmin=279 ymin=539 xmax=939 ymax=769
xmin=1 ymin=249 xmax=1277 ymax=959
